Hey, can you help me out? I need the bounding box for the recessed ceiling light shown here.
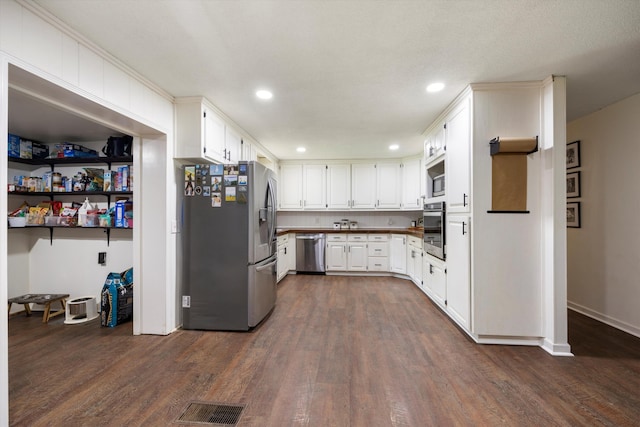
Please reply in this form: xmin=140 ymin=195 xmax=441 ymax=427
xmin=296 ymin=147 xmax=306 ymax=153
xmin=256 ymin=89 xmax=273 ymax=100
xmin=426 ymin=82 xmax=445 ymax=93
xmin=389 ymin=144 xmax=399 ymax=151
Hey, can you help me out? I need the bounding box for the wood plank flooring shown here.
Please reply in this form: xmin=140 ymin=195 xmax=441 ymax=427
xmin=8 ymin=274 xmax=640 ymax=426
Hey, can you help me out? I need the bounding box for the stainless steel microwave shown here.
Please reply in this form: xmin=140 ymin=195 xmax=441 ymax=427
xmin=432 ymin=174 xmax=445 ymax=197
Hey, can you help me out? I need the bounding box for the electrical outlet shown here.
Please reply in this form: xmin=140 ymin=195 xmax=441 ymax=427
xmin=98 ymin=252 xmax=107 ymax=265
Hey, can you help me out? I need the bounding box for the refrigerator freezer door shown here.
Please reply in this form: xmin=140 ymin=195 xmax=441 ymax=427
xmin=248 ymin=255 xmax=277 ymax=327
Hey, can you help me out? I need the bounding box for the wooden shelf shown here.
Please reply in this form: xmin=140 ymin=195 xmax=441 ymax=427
xmin=8 ymin=155 xmax=133 ymax=169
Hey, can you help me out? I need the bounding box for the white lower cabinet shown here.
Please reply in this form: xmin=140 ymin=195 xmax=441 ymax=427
xmin=347 ymin=234 xmax=368 ymax=271
xmin=326 ymin=234 xmax=348 ymax=271
xmin=407 ymin=236 xmax=423 ymax=286
xmin=445 ymin=215 xmax=471 ymax=330
xmin=389 ymin=234 xmax=407 ymax=274
xmin=326 ymin=233 xmax=391 ymax=272
xmin=277 ymin=234 xmax=289 ymax=282
xmin=423 ymin=254 xmax=446 ymax=307
xmin=276 ymin=233 xmax=297 ymax=282
xmin=286 ymin=234 xmax=296 ymax=274
xmin=367 ymin=234 xmax=390 ymax=272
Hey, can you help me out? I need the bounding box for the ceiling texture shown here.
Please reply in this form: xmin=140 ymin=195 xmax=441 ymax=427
xmin=30 ymin=0 xmax=640 ymax=160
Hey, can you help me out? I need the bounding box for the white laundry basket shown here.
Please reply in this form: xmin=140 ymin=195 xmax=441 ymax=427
xmin=64 ymin=296 xmax=99 ymax=324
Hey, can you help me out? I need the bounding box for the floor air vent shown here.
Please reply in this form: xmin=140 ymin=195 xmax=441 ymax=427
xmin=176 ymin=402 xmax=245 ymax=425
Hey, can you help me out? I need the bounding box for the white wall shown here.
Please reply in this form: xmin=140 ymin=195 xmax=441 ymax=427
xmin=1 ymin=1 xmax=177 ymax=424
xmin=566 ymin=92 xmax=640 ymax=338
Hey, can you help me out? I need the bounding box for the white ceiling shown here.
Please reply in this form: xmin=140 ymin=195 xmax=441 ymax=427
xmin=31 ymin=0 xmax=640 ymax=160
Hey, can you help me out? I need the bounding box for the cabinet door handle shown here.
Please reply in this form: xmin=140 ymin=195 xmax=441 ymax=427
xmin=463 ymin=193 xmax=468 ymax=207
xmin=430 ymin=264 xmax=434 ymax=274
xmin=284 ymin=247 xmax=287 ymax=255
xmin=462 ymin=222 xmax=467 ymax=235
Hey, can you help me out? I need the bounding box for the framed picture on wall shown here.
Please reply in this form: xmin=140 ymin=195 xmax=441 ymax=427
xmin=566 ymin=140 xmax=581 ymax=169
xmin=567 ymin=201 xmax=581 ymax=228
xmin=566 ymin=171 xmax=581 ymax=198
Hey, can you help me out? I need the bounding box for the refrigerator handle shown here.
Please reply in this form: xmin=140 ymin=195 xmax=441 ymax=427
xmin=256 ymin=259 xmax=277 ymax=272
xmin=267 ymin=178 xmax=277 ymax=244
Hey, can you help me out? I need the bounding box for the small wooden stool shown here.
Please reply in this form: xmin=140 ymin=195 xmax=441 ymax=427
xmin=8 ymin=294 xmax=69 ymax=323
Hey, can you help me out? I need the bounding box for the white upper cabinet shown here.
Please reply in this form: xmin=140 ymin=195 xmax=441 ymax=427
xmin=204 ymin=108 xmax=226 ymax=162
xmin=376 ymin=162 xmax=401 ymax=209
xmin=425 ymin=124 xmax=446 ymax=166
xmin=351 ymin=163 xmax=377 ymax=209
xmin=401 ymin=157 xmax=423 ymax=210
xmin=278 ymin=160 xmax=422 ymax=211
xmin=224 ymin=126 xmax=242 ymax=164
xmin=278 ymin=164 xmax=304 ymax=210
xmin=241 ymin=140 xmax=258 ymax=162
xmin=279 ymin=163 xmax=326 ymax=210
xmin=303 ymin=164 xmax=327 ymax=209
xmin=446 ymin=97 xmax=471 ymax=213
xmin=327 ymin=163 xmax=351 ymax=209
xmin=175 ymin=97 xmax=228 ymax=164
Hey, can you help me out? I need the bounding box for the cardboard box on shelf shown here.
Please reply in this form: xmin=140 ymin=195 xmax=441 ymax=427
xmin=32 ymin=141 xmax=49 ymax=159
xmin=20 ymin=139 xmax=32 ymax=159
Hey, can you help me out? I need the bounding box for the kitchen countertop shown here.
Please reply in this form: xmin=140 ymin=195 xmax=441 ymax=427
xmin=276 ymin=227 xmax=424 ymax=238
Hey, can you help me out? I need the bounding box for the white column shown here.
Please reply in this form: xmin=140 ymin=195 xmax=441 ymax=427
xmin=541 ymin=76 xmax=572 ymax=355
xmin=1 ymin=54 xmax=10 ymax=427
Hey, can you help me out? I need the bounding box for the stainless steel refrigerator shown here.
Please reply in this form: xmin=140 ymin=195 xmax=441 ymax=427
xmin=180 ymin=161 xmax=277 ymax=331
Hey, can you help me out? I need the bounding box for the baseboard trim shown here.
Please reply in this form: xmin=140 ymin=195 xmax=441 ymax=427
xmin=541 ymin=339 xmax=573 ymax=356
xmin=568 ymin=301 xmax=640 ymax=339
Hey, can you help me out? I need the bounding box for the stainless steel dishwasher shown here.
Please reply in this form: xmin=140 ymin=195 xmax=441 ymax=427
xmin=296 ymin=233 xmax=326 ymax=273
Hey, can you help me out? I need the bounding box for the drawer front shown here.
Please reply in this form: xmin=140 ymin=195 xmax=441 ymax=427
xmin=327 ymin=234 xmax=347 ymax=242
xmin=368 ymin=234 xmax=390 ymax=242
xmin=368 ymin=257 xmax=389 ymax=271
xmin=277 ymin=234 xmax=288 ymax=245
xmin=368 ymin=242 xmax=389 ymax=257
xmin=408 ymin=236 xmax=422 ymax=248
xmin=348 ymin=234 xmax=368 ymax=242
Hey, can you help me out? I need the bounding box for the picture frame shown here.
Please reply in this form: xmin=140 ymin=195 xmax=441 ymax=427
xmin=566 ymin=140 xmax=581 ymax=169
xmin=567 ymin=201 xmax=581 ymax=228
xmin=566 ymin=171 xmax=581 ymax=198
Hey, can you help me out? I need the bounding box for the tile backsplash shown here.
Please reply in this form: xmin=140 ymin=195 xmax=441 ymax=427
xmin=277 ymin=211 xmax=421 ymax=229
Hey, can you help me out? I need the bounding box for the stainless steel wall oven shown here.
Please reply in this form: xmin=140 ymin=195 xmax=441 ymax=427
xmin=424 ymin=202 xmax=445 ymax=260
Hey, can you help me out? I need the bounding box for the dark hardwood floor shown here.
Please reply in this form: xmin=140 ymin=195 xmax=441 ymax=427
xmin=8 ymin=275 xmax=640 ymax=426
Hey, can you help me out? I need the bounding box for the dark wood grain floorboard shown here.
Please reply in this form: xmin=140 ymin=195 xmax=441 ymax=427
xmin=8 ymin=275 xmax=640 ymax=426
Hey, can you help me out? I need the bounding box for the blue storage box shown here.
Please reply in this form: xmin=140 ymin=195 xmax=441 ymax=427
xmin=8 ymin=133 xmax=20 ymax=158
